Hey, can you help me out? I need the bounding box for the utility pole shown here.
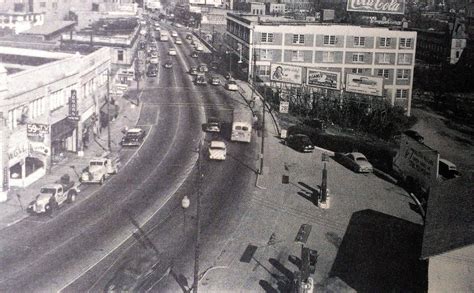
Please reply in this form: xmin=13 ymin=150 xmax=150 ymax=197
xmin=193 ymin=140 xmax=202 ymax=293
xmin=135 ymin=54 xmax=140 ymax=105
xmin=106 ymin=70 xmax=111 ymax=151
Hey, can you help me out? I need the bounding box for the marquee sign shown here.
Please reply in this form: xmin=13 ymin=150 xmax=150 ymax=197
xmin=68 ymin=89 xmax=80 ymax=121
xmin=346 ymin=0 xmax=406 ymax=15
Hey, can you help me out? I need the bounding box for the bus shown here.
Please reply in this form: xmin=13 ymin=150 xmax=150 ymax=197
xmin=159 ymin=30 xmax=169 ymax=41
xmin=231 ymin=109 xmax=253 ymax=143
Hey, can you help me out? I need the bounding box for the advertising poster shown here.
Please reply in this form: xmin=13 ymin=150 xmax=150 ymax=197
xmin=346 ymin=0 xmax=406 ymax=15
xmin=345 ymin=74 xmax=384 ymax=96
xmin=307 ymin=69 xmax=340 ymax=90
xmin=270 ymin=64 xmax=303 ymax=84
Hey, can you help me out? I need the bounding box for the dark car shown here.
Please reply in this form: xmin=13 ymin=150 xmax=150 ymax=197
xmin=120 ymin=128 xmax=146 ymax=147
xmin=189 ymin=66 xmax=198 ymax=75
xmin=285 ymin=134 xmax=315 ymax=153
xmin=146 ymin=65 xmax=157 ymax=77
xmin=403 ymin=130 xmax=424 ymax=143
xmin=303 ymin=118 xmax=325 ymax=132
xmin=191 ymin=51 xmax=199 ymax=58
xmin=164 ymin=59 xmax=173 ymax=68
xmin=195 ymin=74 xmax=207 ymax=85
xmin=205 ymin=117 xmax=221 ymax=133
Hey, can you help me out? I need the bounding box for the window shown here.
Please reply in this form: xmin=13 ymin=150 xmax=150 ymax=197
xmin=354 ymin=36 xmax=365 ymax=46
xmin=52 ymin=2 xmax=57 ymax=9
xmin=399 ymin=38 xmax=412 ymax=48
xmin=291 ymin=50 xmax=304 ymax=62
xmin=455 ymin=39 xmax=462 ymax=48
xmin=456 ymin=51 xmax=461 ymax=58
xmin=378 ymin=53 xmax=391 ymax=64
xmin=260 ymin=49 xmax=273 ymax=61
xmin=380 ymin=37 xmax=391 ymax=47
xmin=352 ymin=53 xmax=364 ymax=63
xmin=117 ymin=50 xmax=124 ymax=62
xmin=397 ymin=69 xmax=410 ymax=80
xmin=322 ymin=51 xmax=335 ymax=62
xmin=396 ymin=89 xmax=409 ymax=99
xmin=383 ymin=89 xmax=389 ymax=98
xmin=257 ymin=65 xmax=271 ymax=76
xmin=293 ymin=34 xmax=305 ymax=44
xmin=377 ymin=69 xmax=390 ymax=79
xmin=261 ymin=32 xmax=274 ymax=43
xmin=40 ymin=2 xmax=46 ymax=7
xmin=398 ymin=53 xmax=411 ymax=64
xmin=323 ymin=35 xmax=336 ymax=45
xmin=352 ymin=68 xmax=363 ymax=74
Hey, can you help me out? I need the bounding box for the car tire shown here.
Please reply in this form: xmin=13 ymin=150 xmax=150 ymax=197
xmin=67 ymin=191 xmax=77 ymax=203
xmin=44 ymin=203 xmax=53 ymax=216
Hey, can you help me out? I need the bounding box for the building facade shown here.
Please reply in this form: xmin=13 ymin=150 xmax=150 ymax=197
xmin=225 ymin=14 xmax=417 ymax=115
xmin=0 ymin=47 xmax=111 ymax=192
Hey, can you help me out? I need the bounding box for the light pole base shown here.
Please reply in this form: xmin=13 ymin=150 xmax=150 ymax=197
xmin=319 ymin=196 xmax=330 ymax=209
xmin=0 ymin=190 xmax=8 ymax=203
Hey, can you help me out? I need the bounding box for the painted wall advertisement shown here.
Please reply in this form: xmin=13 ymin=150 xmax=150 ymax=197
xmin=345 ymin=74 xmax=384 ymax=96
xmin=270 ymin=64 xmax=303 ymax=84
xmin=346 ymin=0 xmax=406 ymax=15
xmin=307 ymin=69 xmax=340 ymax=90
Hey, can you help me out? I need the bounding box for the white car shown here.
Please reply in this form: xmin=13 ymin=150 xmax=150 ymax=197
xmin=168 ymin=48 xmax=177 ymax=56
xmin=225 ymin=80 xmax=239 ymax=91
xmin=149 ymin=56 xmax=159 ymax=64
xmin=209 ymin=141 xmax=226 ymax=161
xmin=196 ymin=45 xmax=204 ymax=51
xmin=175 ymin=39 xmax=182 ymax=45
xmin=171 ymin=31 xmax=178 ymax=37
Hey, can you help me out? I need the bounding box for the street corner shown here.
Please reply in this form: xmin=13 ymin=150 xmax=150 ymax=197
xmin=0 ymin=189 xmax=30 ymax=229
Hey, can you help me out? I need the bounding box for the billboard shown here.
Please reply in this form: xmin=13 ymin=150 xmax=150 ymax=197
xmin=68 ymin=90 xmax=80 ymax=121
xmin=270 ymin=64 xmax=303 ymax=84
xmin=346 ymin=0 xmax=405 ymax=15
xmin=307 ymin=69 xmax=340 ymax=90
xmin=345 ymin=74 xmax=384 ymax=96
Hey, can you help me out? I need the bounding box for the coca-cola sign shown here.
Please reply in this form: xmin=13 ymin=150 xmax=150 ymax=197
xmin=347 ymin=0 xmax=405 ymax=15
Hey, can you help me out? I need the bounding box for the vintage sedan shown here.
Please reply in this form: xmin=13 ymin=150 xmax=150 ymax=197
xmin=336 ymin=152 xmax=373 ymax=173
xmin=120 ymin=128 xmax=146 ymax=147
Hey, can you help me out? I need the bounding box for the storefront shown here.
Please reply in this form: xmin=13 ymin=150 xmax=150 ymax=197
xmin=50 ymin=117 xmax=77 ymax=164
xmin=8 ymin=128 xmax=48 ymax=188
xmin=80 ymin=106 xmax=98 ymax=151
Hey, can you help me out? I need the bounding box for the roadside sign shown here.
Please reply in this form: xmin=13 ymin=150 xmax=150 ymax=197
xmin=279 ymin=101 xmax=289 ymax=114
xmin=321 ymin=153 xmax=329 ymax=162
xmin=280 ymin=129 xmax=287 ymax=139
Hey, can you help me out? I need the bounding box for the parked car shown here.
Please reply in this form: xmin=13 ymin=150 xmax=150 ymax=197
xmin=196 ymin=45 xmax=204 ymax=51
xmin=120 ymin=128 xmax=146 ymax=147
xmin=205 ymin=117 xmax=221 ymax=132
xmin=191 ymin=51 xmax=198 ymax=58
xmin=224 ymin=72 xmax=232 ymax=79
xmin=335 ymin=152 xmax=373 ymax=173
xmin=403 ymin=130 xmax=424 ymax=143
xmin=175 ymin=39 xmax=182 ymax=45
xmin=186 ymin=34 xmax=193 ymax=40
xmin=171 ymin=31 xmax=178 ymax=37
xmin=285 ymin=134 xmax=315 ymax=153
xmin=208 ymin=141 xmax=226 ymax=161
xmin=168 ymin=48 xmax=177 ymax=56
xmin=210 ymin=76 xmax=220 ymax=85
xmin=225 ymin=80 xmax=239 ymax=91
xmin=189 ymin=66 xmax=198 ymax=75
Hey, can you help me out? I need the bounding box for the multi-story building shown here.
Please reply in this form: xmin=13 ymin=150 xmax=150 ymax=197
xmin=60 ymin=18 xmax=140 ymax=71
xmin=0 ymin=46 xmax=111 ymax=193
xmin=225 ymin=13 xmax=417 ymax=115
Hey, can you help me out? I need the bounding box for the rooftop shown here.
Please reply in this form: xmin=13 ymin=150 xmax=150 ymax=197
xmin=20 ymin=21 xmax=75 ymax=37
xmin=421 ymin=174 xmax=474 ymax=259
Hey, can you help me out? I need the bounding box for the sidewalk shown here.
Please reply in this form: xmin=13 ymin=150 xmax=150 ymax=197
xmin=0 ymin=88 xmax=142 ymax=230
xmin=187 ymin=76 xmax=425 ymax=292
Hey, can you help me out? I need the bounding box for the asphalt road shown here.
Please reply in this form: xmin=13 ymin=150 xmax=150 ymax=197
xmin=0 ymin=24 xmax=257 ymax=292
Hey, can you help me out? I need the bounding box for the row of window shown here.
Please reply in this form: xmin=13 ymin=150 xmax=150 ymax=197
xmin=259 ymin=49 xmax=412 ymax=65
xmin=260 ymin=33 xmax=413 ymax=49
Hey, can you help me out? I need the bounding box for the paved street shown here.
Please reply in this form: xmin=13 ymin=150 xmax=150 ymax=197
xmin=0 ymin=20 xmax=427 ymax=293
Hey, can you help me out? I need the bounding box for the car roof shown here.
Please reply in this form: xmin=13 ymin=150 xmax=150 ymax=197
xmin=127 ymin=128 xmax=143 ymax=133
xmin=350 ymin=152 xmax=366 ymax=158
xmin=210 ymin=141 xmax=226 ymax=148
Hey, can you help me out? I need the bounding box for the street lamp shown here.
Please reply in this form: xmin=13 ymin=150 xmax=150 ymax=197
xmin=181 ymin=195 xmax=190 ymax=239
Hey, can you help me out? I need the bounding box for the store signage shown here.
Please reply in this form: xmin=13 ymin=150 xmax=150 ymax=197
xmin=347 ymin=0 xmax=405 ymax=15
xmin=29 ymin=142 xmax=50 ymax=156
xmin=270 ymin=64 xmax=303 ymax=84
xmin=68 ymin=90 xmax=80 ymax=121
xmin=307 ymin=69 xmax=340 ymax=90
xmin=346 ymin=74 xmax=384 ymax=96
xmin=279 ymin=101 xmax=289 ymax=114
xmin=27 ymin=123 xmax=49 ymax=137
xmin=8 ymin=143 xmax=29 ymax=161
xmin=2 ymin=167 xmax=7 ymax=189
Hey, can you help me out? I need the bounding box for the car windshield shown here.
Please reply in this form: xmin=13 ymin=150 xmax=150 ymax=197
xmin=126 ymin=133 xmax=141 ymax=138
xmin=210 ymin=146 xmax=225 ymax=150
xmin=90 ymin=161 xmax=104 ymax=166
xmin=356 ymin=157 xmax=368 ymax=162
xmin=40 ymin=188 xmax=56 ymax=194
xmin=301 ymin=137 xmax=311 ymax=144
